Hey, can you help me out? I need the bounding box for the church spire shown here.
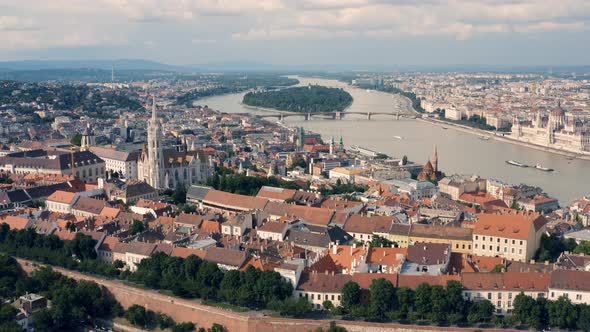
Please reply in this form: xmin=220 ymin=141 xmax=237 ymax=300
xmin=151 ymin=95 xmax=157 ymax=121
xmin=432 ymin=145 xmax=438 ymax=172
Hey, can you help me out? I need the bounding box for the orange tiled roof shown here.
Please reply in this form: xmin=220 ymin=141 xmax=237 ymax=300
xmin=171 ymin=246 xmax=206 ymax=259
xmin=474 ymin=211 xmax=547 ymax=240
xmin=366 ymin=247 xmax=407 ymax=269
xmin=47 ymin=190 xmax=77 ymax=204
xmin=200 ymin=220 xmax=221 ymax=234
xmin=100 ymin=207 xmax=121 ymax=219
xmin=462 ymin=272 xmax=550 ymax=291
xmin=2 ymin=215 xmax=30 ymax=230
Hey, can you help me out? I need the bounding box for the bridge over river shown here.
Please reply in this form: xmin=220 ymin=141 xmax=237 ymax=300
xmin=254 ymin=110 xmax=417 ymax=121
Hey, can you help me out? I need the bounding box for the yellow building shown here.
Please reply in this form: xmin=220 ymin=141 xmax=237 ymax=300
xmin=409 ymin=224 xmax=473 ymax=254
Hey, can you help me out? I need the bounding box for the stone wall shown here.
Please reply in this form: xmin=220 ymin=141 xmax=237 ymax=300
xmin=16 ymin=258 xmax=520 ymax=332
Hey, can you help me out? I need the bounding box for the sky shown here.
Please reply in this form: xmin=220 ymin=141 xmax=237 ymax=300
xmin=1 ymin=0 xmax=589 ymax=67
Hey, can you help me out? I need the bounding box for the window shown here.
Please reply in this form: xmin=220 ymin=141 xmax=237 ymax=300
xmin=475 ymin=244 xmax=478 ymax=249
xmin=498 ymin=293 xmax=502 ymax=299
xmin=512 ymin=248 xmax=515 ymax=253
xmin=512 ymin=240 xmax=515 ymax=244
xmin=504 ymin=247 xmax=507 ymax=252
xmin=475 ymin=235 xmax=479 ymax=240
xmin=488 ymin=293 xmax=492 ymax=300
xmin=497 ymin=246 xmax=500 ymax=251
xmin=508 ymin=293 xmax=512 ymax=299
xmin=462 ymin=244 xmax=465 ymax=249
xmin=551 ymin=292 xmax=555 ymax=298
xmin=482 ymin=245 xmax=485 ymax=250
xmin=311 ymin=294 xmax=314 ymax=300
xmin=520 ymin=241 xmax=523 ymax=245
xmin=508 ymin=301 xmax=512 ymax=307
xmin=497 ymin=301 xmax=501 ymax=307
xmin=519 ymin=249 xmax=523 ymax=254
xmin=497 ymin=238 xmax=500 ymax=243
xmin=483 ymin=236 xmax=486 ymax=241
xmin=505 ymin=239 xmax=508 ymax=243
xmin=577 ymin=294 xmax=582 ymax=301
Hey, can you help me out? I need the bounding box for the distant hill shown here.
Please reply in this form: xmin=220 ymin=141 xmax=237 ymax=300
xmin=0 ymin=59 xmax=180 ymax=71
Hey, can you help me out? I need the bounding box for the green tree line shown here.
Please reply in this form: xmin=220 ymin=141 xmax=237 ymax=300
xmin=243 ymin=86 xmax=353 ymax=113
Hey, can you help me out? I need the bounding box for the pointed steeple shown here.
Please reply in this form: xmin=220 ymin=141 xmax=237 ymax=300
xmin=151 ymin=95 xmax=157 ymax=121
xmin=432 ymin=145 xmax=438 ymax=172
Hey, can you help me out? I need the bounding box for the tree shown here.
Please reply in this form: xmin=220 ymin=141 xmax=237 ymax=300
xmin=547 ymin=296 xmax=577 ymax=329
xmin=414 ymin=283 xmax=431 ymax=320
xmin=172 ymin=322 xmax=196 ymax=332
xmin=368 ymin=278 xmax=395 ymax=320
xmin=369 ymin=235 xmax=395 ymax=248
xmin=534 ymin=234 xmax=576 ymax=262
xmin=445 ymin=280 xmax=465 ymax=317
xmin=395 ymin=287 xmax=413 ymax=319
xmin=512 ymin=292 xmax=536 ymax=325
xmin=67 ymin=233 xmax=97 ymax=260
xmin=322 ymin=300 xmax=334 ymax=312
xmin=574 ymin=241 xmax=590 ymax=255
xmin=428 ymin=285 xmax=447 ymax=324
xmin=578 ymin=304 xmax=590 ymax=332
xmin=341 ymin=282 xmax=361 ymax=310
xmin=71 ymin=133 xmax=82 ymax=146
xmin=129 ymin=220 xmax=145 ymax=236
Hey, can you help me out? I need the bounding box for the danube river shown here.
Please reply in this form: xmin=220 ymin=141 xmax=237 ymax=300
xmin=197 ymin=77 xmax=590 ymax=204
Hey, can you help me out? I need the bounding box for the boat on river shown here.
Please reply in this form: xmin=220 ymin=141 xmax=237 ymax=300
xmin=506 ymin=160 xmax=529 ymax=167
xmin=394 ymin=136 xmax=403 ymax=140
xmin=534 ymin=164 xmax=554 ymax=172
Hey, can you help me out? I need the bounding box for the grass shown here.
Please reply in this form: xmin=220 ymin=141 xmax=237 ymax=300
xmin=202 ymin=299 xmax=250 ymax=312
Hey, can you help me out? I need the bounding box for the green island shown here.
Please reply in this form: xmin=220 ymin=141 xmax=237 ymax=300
xmin=242 ymin=85 xmax=353 ymax=113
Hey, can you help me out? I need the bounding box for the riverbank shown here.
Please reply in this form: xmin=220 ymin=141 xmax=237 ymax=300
xmin=417 ymin=117 xmax=590 ymax=161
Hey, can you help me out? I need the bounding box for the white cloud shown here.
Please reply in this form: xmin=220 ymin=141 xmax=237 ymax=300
xmin=0 ymin=0 xmax=589 ymax=53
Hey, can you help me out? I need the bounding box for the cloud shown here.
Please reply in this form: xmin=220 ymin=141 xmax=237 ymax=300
xmin=0 ymin=0 xmax=589 ymax=56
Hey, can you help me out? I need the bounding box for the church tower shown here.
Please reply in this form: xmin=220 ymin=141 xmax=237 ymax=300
xmin=147 ymin=96 xmax=164 ymax=189
xmin=432 ymin=145 xmax=438 ymax=173
xmin=80 ymin=123 xmax=95 ymax=151
xmin=329 ymin=137 xmax=335 ymax=155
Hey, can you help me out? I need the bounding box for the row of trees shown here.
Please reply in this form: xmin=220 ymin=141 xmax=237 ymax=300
xmin=533 ymin=233 xmax=590 ymax=263
xmin=0 ymin=224 xmax=296 ymax=316
xmin=511 ymin=293 xmax=590 ymax=330
xmin=0 ymin=255 xmax=211 ymax=332
xmin=340 ymin=280 xmax=493 ymax=325
xmin=125 ymin=304 xmax=205 ymax=332
xmin=206 ymin=168 xmax=300 ymax=196
xmin=243 ymin=86 xmax=353 ymax=113
xmin=0 ymin=255 xmax=122 ymax=331
xmin=320 ymin=179 xmax=368 ymax=196
xmin=0 ymin=224 xmax=121 ymax=277
xmin=130 ymin=252 xmax=294 ymax=310
xmin=360 ymin=84 xmax=425 ymax=113
xmin=175 ymin=74 xmax=298 ymax=106
xmin=340 ymin=277 xmax=590 ymax=330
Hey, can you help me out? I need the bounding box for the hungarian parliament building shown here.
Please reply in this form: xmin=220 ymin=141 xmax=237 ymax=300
xmin=511 ymin=103 xmax=590 ymax=155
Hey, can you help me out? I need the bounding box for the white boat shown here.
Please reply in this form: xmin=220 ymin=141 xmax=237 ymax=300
xmin=534 ymin=164 xmax=554 ymax=172
xmin=479 ymin=135 xmax=490 ymax=141
xmin=393 ymin=136 xmax=403 ymax=140
xmin=506 ymin=160 xmax=529 ymax=167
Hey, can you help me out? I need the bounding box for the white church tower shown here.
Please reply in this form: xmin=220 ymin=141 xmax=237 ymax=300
xmin=147 ymin=96 xmax=164 ymax=189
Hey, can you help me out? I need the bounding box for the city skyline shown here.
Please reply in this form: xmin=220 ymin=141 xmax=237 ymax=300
xmin=1 ymin=0 xmax=590 ymax=67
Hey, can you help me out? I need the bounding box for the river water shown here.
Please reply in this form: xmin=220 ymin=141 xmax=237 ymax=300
xmin=197 ymin=77 xmax=590 ymax=204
